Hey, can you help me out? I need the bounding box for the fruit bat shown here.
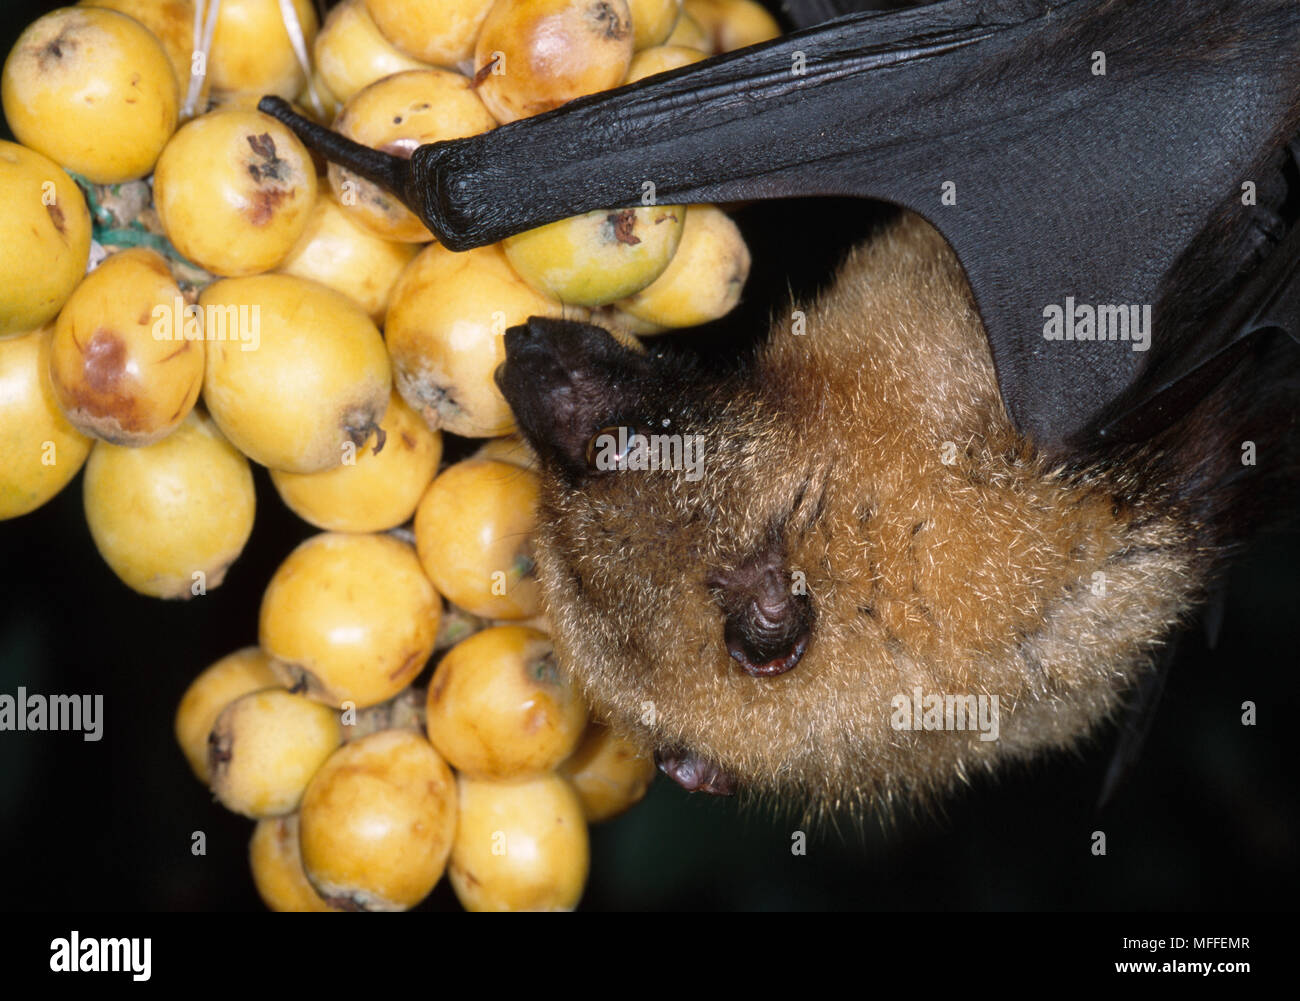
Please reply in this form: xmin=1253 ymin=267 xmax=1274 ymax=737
xmin=259 ymin=0 xmax=1300 ymax=815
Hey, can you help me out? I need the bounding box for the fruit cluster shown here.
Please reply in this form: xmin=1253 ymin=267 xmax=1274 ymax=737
xmin=0 ymin=0 xmax=778 ymax=910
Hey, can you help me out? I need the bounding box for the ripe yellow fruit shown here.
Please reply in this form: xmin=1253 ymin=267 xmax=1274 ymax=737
xmin=249 ymin=814 xmax=341 ymax=912
xmin=472 ymin=434 xmax=536 ymax=470
xmin=82 ymin=409 xmax=255 ymax=598
xmin=559 ymin=723 xmax=657 ymax=822
xmin=663 ymin=10 xmax=708 ymax=51
xmin=277 ymin=193 xmax=418 ymax=324
xmin=49 ymin=248 xmax=203 ymax=446
xmin=299 ymin=729 xmax=457 ymax=911
xmin=426 ymin=626 xmax=588 ymax=778
xmin=625 ymin=43 xmax=704 ymax=83
xmin=329 ymin=69 xmax=496 ymax=242
xmin=153 ymin=109 xmax=317 ymax=277
xmin=449 ymin=773 xmax=589 ymax=911
xmin=0 ymin=142 xmax=91 ymax=338
xmin=295 ymin=68 xmax=341 ymax=122
xmin=683 ymin=0 xmax=779 ymax=54
xmin=260 ymin=532 xmax=440 ymax=709
xmin=1 ymin=7 xmax=178 ymax=183
xmin=174 ymin=647 xmax=280 ymax=783
xmin=314 ymin=0 xmax=432 ymax=104
xmin=270 ymin=391 xmax=442 ymax=533
xmin=365 ymin=0 xmax=495 ymax=66
xmin=78 ymin=0 xmax=206 ymax=112
xmin=503 ymin=206 xmax=686 ymax=306
xmin=617 ymin=203 xmax=750 ymax=326
xmin=206 ymin=0 xmax=319 ymax=99
xmin=209 ymin=688 xmax=343 ymax=818
xmin=385 ymin=242 xmax=566 ymax=437
xmin=0 ymin=325 xmax=92 ymax=520
xmin=200 ymin=274 xmax=391 ymax=474
xmin=473 ymin=0 xmax=634 ymax=124
xmin=628 ymin=0 xmax=682 ymax=50
xmin=414 ymin=458 xmax=542 ymax=619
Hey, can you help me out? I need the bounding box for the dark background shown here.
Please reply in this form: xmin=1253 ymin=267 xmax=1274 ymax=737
xmin=1 ymin=0 xmax=1295 ymax=912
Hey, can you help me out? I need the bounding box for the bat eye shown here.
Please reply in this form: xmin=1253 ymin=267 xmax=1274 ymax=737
xmin=585 ymin=425 xmax=650 ymax=471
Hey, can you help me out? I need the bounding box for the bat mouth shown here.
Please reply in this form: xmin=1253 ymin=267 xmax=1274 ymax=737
xmin=654 ymin=746 xmax=736 ymax=796
xmin=725 ymin=628 xmax=810 ymax=678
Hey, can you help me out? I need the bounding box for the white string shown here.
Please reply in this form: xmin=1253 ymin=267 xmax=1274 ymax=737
xmin=279 ymin=0 xmax=325 ymax=119
xmin=182 ymin=0 xmax=221 ymax=119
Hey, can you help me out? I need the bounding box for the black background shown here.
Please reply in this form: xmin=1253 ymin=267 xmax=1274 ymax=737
xmin=1 ymin=0 xmax=1295 ymax=913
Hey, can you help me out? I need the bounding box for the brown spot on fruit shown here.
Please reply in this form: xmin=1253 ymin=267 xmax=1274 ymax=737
xmin=247 ymin=186 xmax=289 ymax=225
xmin=473 ymin=54 xmax=500 ymax=87
xmin=588 ymin=1 xmax=630 ymax=40
xmin=400 ymin=431 xmax=415 ymax=451
xmin=83 ymin=328 xmax=126 ymax=393
xmin=45 ymin=201 xmax=66 ymax=235
xmin=607 ymin=210 xmax=640 ymax=245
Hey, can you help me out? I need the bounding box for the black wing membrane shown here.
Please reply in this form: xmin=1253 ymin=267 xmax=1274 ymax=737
xmin=260 ymin=0 xmax=1300 ymax=454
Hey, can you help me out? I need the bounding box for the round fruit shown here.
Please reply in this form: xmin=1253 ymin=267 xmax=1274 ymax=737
xmin=0 ymin=141 xmax=91 ymax=338
xmin=503 ymin=205 xmax=686 ymax=306
xmin=206 ymin=0 xmax=319 ymax=99
xmin=663 ymin=10 xmax=708 ymax=51
xmin=49 ymin=248 xmax=203 ymax=445
xmin=153 ymin=109 xmax=316 ymax=277
xmin=559 ymin=723 xmax=657 ymax=822
xmin=277 ymin=192 xmax=418 ymax=323
xmin=414 ymin=458 xmax=542 ymax=619
xmin=683 ymin=0 xmax=779 ymax=54
xmin=625 ymin=43 xmax=704 ymax=82
xmin=449 ymin=773 xmax=589 ymax=911
xmin=249 ymin=815 xmax=341 ymax=912
xmin=1 ymin=7 xmax=178 ymax=183
xmin=82 ymin=409 xmax=255 ymax=598
xmin=365 ymin=0 xmax=495 ymax=66
xmin=314 ymin=0 xmax=431 ymax=104
xmin=269 ymin=391 xmax=442 ymax=533
xmin=78 ymin=0 xmax=207 ymax=112
xmin=426 ymin=626 xmax=588 ymax=778
xmin=328 ymin=69 xmax=496 ymax=242
xmin=299 ymin=729 xmax=457 ymax=911
xmin=0 ymin=325 xmax=92 ymax=520
xmin=209 ymin=689 xmax=342 ymax=818
xmin=628 ymin=0 xmax=682 ymax=50
xmin=617 ymin=203 xmax=750 ymax=326
xmin=260 ymin=532 xmax=440 ymax=709
xmin=473 ymin=0 xmax=634 ymax=124
xmin=472 ymin=434 xmax=536 ymax=470
xmin=174 ymin=647 xmax=280 ymax=783
xmin=200 ymin=274 xmax=391 ymax=474
xmin=385 ymin=242 xmax=566 ymax=437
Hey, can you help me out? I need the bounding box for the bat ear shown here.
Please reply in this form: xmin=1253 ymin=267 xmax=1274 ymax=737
xmin=496 ymin=317 xmax=655 ymax=479
xmin=709 ymin=543 xmax=813 ymax=678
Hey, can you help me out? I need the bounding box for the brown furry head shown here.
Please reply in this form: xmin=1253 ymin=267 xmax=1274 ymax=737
xmin=497 ymin=211 xmax=1285 ymax=818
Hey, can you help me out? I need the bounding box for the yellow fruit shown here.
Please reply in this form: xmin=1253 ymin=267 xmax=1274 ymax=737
xmin=314 ymin=0 xmax=431 ymax=104
xmin=663 ymin=10 xmax=708 ymax=51
xmin=0 ymin=142 xmax=91 ymax=338
xmin=200 ymin=274 xmax=391 ymax=474
xmin=0 ymin=325 xmax=92 ymax=520
xmin=385 ymin=242 xmax=567 ymax=437
xmin=414 ymin=458 xmax=541 ymax=619
xmin=249 ymin=814 xmax=341 ymax=912
xmin=299 ymin=729 xmax=457 ymax=911
xmin=277 ymin=192 xmax=418 ymax=324
xmin=82 ymin=409 xmax=254 ymax=597
xmin=1 ymin=7 xmax=178 ymax=183
xmin=207 ymin=0 xmax=319 ymax=99
xmin=209 ymin=688 xmax=342 ymax=818
xmin=49 ymin=248 xmax=203 ymax=446
xmin=588 ymin=304 xmax=669 ymax=337
xmin=449 ymin=773 xmax=589 ymax=911
xmin=426 ymin=626 xmax=587 ymax=778
xmin=260 ymin=532 xmax=440 ymax=709
xmin=559 ymin=723 xmax=656 ymax=822
xmin=625 ymin=42 xmax=704 ymax=82
xmin=628 ymin=0 xmax=682 ymax=50
xmin=364 ymin=0 xmax=495 ymax=66
xmin=270 ymin=391 xmax=442 ymax=533
xmin=617 ymin=203 xmax=750 ymax=326
xmin=295 ymin=68 xmax=341 ymax=123
xmin=503 ymin=205 xmax=686 ymax=306
xmin=174 ymin=647 xmax=280 ymax=783
xmin=472 ymin=433 xmax=536 ymax=470
xmin=473 ymin=0 xmax=634 ymax=124
xmin=78 ymin=0 xmax=206 ymax=112
xmin=683 ymin=0 xmax=779 ymax=54
xmin=153 ymin=109 xmax=317 ymax=277
xmin=329 ymin=69 xmax=496 ymax=242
